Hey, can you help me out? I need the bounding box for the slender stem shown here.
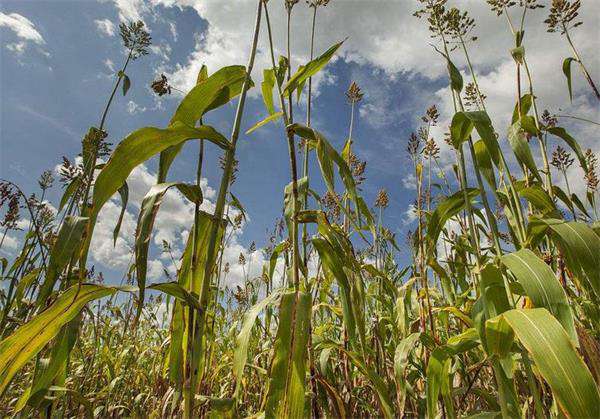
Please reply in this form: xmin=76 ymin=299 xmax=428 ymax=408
xmin=302 ymin=5 xmax=318 ymax=274
xmin=184 ymin=2 xmax=263 ymax=417
xmin=265 ymin=2 xmax=300 ymax=290
xmin=562 ymin=169 xmax=577 ymax=221
xmin=564 ymin=26 xmax=600 ymax=100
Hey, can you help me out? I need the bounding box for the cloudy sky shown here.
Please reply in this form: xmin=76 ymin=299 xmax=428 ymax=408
xmin=1 ymin=0 xmax=598 ymax=287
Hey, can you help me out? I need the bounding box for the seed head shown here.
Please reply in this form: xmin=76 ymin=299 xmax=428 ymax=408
xmin=233 ymin=213 xmax=244 ymax=229
xmin=463 ymin=82 xmax=486 ymax=110
xmin=487 ymin=0 xmax=543 ymax=16
xmin=151 ymin=74 xmax=171 ymax=96
xmin=444 ymin=7 xmax=477 ymax=41
xmin=285 ymin=0 xmax=300 ymax=12
xmin=348 ymin=151 xmax=367 ymax=186
xmin=119 ymin=20 xmax=152 ymax=59
xmin=545 ymin=0 xmax=582 ymax=34
xmin=541 ymin=109 xmax=558 ymax=127
xmin=307 ymin=0 xmax=330 ymax=7
xmin=38 ymin=170 xmax=54 ymax=191
xmin=321 ymin=190 xmax=341 ymax=223
xmin=238 ymin=252 xmax=246 ymax=266
xmin=346 ymin=81 xmax=364 ymax=104
xmin=374 ymin=189 xmax=389 ymax=209
xmin=407 ymin=132 xmax=421 ymax=158
xmin=414 ymin=0 xmax=449 ymax=38
xmin=0 ymin=194 xmax=21 ymax=230
xmin=422 ymin=105 xmax=440 ymax=125
xmin=422 ymin=138 xmax=440 ymax=159
xmin=551 ymin=146 xmax=574 ymax=171
xmin=81 ymin=127 xmax=109 ymax=169
xmin=584 ymin=149 xmax=599 ymax=192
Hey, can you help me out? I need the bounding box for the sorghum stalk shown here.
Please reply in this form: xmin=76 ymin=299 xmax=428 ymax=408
xmin=263 ymin=0 xmax=301 ymax=290
xmin=183 ymin=1 xmax=263 ymax=417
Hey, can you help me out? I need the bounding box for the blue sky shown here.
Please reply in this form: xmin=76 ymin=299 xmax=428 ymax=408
xmin=1 ymin=0 xmax=598 ymax=286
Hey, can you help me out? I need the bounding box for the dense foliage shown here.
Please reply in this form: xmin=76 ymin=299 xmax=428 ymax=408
xmin=1 ymin=0 xmax=599 ymax=417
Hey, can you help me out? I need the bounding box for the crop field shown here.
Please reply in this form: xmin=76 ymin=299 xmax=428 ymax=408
xmin=0 ymin=0 xmax=599 ymax=417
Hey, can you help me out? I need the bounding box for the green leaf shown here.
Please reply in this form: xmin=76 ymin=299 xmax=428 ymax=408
xmin=269 ymin=241 xmax=287 ymax=282
xmin=122 ymin=74 xmax=131 ymax=96
xmin=135 ymin=182 xmax=203 ymax=320
xmin=507 ymin=121 xmax=542 ymax=182
xmin=284 ymin=176 xmax=308 ymax=235
xmin=148 ymin=281 xmax=200 ymax=310
xmin=233 ymin=290 xmax=282 ymax=398
xmin=158 ymin=65 xmax=250 ymax=182
xmin=473 ymin=139 xmax=497 ymax=189
xmin=92 ymin=123 xmax=222 ymax=220
xmin=113 ymin=182 xmax=129 ymax=246
xmin=427 ymin=328 xmax=479 ymax=418
xmin=36 ymin=216 xmax=88 ymax=306
xmin=484 ymin=316 xmax=514 ymax=358
xmin=172 ymin=65 xmax=249 ymax=127
xmin=426 ymin=188 xmax=479 ymax=251
xmin=446 ymin=56 xmax=463 ymax=93
xmin=0 ymin=284 xmax=117 ymax=395
xmin=229 ymin=192 xmax=246 ymax=221
xmin=261 ymin=68 xmax=276 ymax=115
xmin=283 ymin=40 xmax=344 ymax=97
xmin=245 ymin=111 xmax=283 ymax=134
xmin=394 ymin=333 xmax=421 ymax=416
xmin=15 ymin=318 xmax=79 ymax=411
xmin=562 ymin=57 xmax=576 ymax=102
xmin=289 ymin=124 xmax=361 ymax=226
xmin=502 ymin=308 xmax=600 ymax=418
xmin=546 ymin=127 xmax=588 ymax=173
xmin=510 ymin=46 xmax=525 ymax=64
xmin=265 ymin=291 xmax=312 ymax=419
xmin=451 ymin=111 xmax=500 ymax=166
xmin=512 ymin=94 xmax=533 ymax=123
xmin=58 ymin=177 xmax=81 ymax=213
xmin=321 ymin=341 xmax=394 ymax=419
xmin=518 ymin=184 xmax=558 ymax=216
xmin=540 ymin=219 xmax=600 ymax=299
xmin=450 ymin=112 xmax=473 ymax=149
xmin=501 ymin=249 xmax=577 ymax=342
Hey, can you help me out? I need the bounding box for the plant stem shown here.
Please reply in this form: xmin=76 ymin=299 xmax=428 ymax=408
xmin=183 ymin=2 xmax=263 ymax=417
xmin=264 ymin=1 xmax=300 ymax=290
xmin=564 ymin=26 xmax=600 ymax=100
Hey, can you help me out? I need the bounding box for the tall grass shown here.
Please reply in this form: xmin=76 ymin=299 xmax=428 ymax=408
xmin=1 ymin=0 xmax=600 ymax=417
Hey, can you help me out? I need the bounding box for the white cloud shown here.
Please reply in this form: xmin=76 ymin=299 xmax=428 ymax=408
xmin=111 ymin=0 xmax=147 ymax=22
xmin=94 ymin=18 xmax=116 ymax=36
xmin=0 ymin=12 xmax=45 ymax=44
xmin=126 ymin=100 xmax=147 ymax=114
xmin=402 ymin=204 xmax=418 ymax=226
xmin=86 ymin=161 xmax=263 ymax=289
xmin=168 ymin=21 xmax=178 ymax=41
xmin=103 ymin=58 xmax=116 ymax=72
xmin=0 ymin=234 xmax=20 ymax=254
xmin=6 ymin=42 xmax=26 ymax=54
xmin=1 ymin=12 xmax=48 ymax=56
xmin=150 ymin=43 xmax=172 ymax=61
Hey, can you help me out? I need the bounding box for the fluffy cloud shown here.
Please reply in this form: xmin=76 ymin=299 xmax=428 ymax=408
xmin=86 ymin=161 xmax=266 ymax=289
xmin=112 ymin=0 xmax=148 ymax=22
xmin=126 ymin=100 xmax=147 ymax=114
xmin=0 ymin=12 xmax=45 ymax=44
xmin=0 ymin=12 xmax=47 ymax=55
xmin=94 ymin=18 xmax=116 ymax=36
